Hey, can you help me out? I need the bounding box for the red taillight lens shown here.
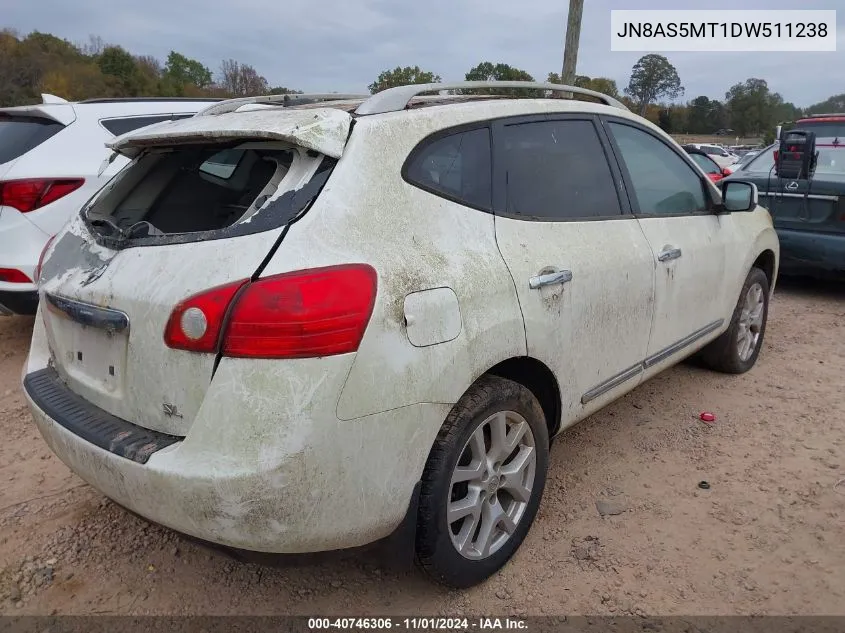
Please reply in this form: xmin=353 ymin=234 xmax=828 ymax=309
xmin=223 ymin=264 xmax=378 ymax=359
xmin=163 ymin=264 xmax=378 ymax=359
xmin=0 ymin=178 xmax=84 ymax=213
xmin=164 ymin=279 xmax=248 ymax=353
xmin=0 ymin=268 xmax=32 ymax=283
xmin=34 ymin=234 xmax=57 ymax=284
xmin=773 ymin=150 xmax=779 ymax=163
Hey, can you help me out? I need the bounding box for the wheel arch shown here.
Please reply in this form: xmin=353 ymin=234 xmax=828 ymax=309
xmin=484 ymin=356 xmax=562 ymax=438
xmin=752 ymin=248 xmax=777 ymax=292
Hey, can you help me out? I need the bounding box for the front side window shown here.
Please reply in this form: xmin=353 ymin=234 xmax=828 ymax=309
xmin=609 ymin=122 xmax=707 ymax=215
xmin=499 ymin=119 xmax=622 ymax=220
xmin=404 ymin=127 xmax=491 ymax=210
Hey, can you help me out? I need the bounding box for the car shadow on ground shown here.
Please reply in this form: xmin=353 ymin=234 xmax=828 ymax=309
xmin=775 ymin=274 xmax=845 ymax=300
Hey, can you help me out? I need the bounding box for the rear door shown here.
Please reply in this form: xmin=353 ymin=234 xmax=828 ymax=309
xmin=603 ymin=118 xmax=734 ymax=375
xmin=491 ymin=114 xmax=655 ymax=426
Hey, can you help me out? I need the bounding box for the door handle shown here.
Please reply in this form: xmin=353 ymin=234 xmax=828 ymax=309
xmin=529 ymin=269 xmax=573 ymax=289
xmin=657 ymin=247 xmax=682 ymax=262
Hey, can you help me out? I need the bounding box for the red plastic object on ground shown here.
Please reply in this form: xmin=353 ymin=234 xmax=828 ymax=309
xmin=700 ymin=412 xmax=716 ymax=423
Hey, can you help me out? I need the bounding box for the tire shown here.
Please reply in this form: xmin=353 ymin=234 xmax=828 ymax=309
xmin=699 ymin=266 xmax=770 ymax=374
xmin=415 ymin=375 xmax=549 ymax=588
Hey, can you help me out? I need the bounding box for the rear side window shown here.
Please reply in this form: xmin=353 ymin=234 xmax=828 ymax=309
xmin=404 ymin=127 xmax=492 ymax=210
xmin=0 ymin=115 xmax=64 ymax=165
xmin=100 ymin=114 xmax=191 ymax=137
xmin=499 ymin=119 xmax=621 ymax=220
xmin=609 ymin=122 xmax=707 ymax=216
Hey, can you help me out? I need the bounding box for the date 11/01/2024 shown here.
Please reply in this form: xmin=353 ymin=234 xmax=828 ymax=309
xmin=308 ymin=617 xmax=528 ymax=630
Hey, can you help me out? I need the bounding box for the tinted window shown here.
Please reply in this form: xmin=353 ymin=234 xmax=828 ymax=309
xmin=796 ymin=120 xmax=845 ymax=137
xmin=500 ymin=119 xmax=621 ymax=219
xmin=746 ymin=145 xmax=845 ymax=176
xmin=101 ymin=115 xmax=174 ymax=136
xmin=0 ymin=115 xmax=64 ymax=164
xmin=688 ymin=153 xmax=720 ymax=175
xmin=405 ymin=127 xmax=491 ymax=209
xmin=609 ymin=123 xmax=707 ymax=215
xmin=199 ymin=149 xmax=245 ymax=179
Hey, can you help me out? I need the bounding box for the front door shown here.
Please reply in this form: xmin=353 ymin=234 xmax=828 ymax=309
xmin=491 ymin=115 xmax=655 ymax=429
xmin=603 ymin=119 xmax=730 ymax=375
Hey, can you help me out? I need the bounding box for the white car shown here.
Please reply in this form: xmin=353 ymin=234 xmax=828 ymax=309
xmin=23 ymin=82 xmax=779 ymax=588
xmin=691 ymin=143 xmax=739 ymax=169
xmin=0 ymin=95 xmax=220 ymax=316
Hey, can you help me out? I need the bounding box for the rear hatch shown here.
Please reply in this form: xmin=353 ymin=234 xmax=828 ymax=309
xmin=36 ymin=107 xmax=350 ymax=436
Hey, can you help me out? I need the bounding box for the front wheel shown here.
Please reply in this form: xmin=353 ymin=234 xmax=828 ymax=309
xmin=700 ymin=266 xmax=770 ymax=374
xmin=415 ymin=376 xmax=549 ymax=588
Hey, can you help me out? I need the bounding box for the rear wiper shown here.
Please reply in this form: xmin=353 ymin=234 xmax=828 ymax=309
xmin=90 ymin=217 xmax=129 ymax=240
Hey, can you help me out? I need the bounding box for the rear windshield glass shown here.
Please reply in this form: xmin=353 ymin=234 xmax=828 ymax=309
xmin=745 ymin=145 xmax=845 ymax=176
xmin=83 ymin=141 xmax=335 ymax=244
xmin=795 ymin=120 xmax=845 ymax=138
xmin=0 ymin=115 xmax=64 ymax=165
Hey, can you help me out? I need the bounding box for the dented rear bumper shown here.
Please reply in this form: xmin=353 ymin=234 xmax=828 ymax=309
xmin=23 ymin=312 xmax=447 ymax=554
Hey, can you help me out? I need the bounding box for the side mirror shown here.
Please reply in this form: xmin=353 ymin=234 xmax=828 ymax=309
xmin=720 ymin=181 xmax=758 ymax=212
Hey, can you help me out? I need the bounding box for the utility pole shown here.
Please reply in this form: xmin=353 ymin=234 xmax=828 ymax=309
xmin=561 ymin=0 xmax=584 ymax=86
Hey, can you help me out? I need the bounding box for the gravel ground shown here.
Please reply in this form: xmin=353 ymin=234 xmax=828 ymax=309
xmin=0 ymin=278 xmax=843 ymax=616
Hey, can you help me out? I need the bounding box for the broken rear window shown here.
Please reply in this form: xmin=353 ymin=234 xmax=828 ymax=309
xmin=83 ymin=141 xmax=333 ymax=245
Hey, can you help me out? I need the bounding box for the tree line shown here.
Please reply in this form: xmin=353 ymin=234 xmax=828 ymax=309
xmin=0 ymin=30 xmax=300 ymax=107
xmin=2 ymin=30 xmax=840 ymax=142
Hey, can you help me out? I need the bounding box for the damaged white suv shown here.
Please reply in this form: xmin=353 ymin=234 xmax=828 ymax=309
xmin=23 ymin=82 xmax=779 ymax=588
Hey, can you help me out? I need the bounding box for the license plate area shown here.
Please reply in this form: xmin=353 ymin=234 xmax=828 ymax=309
xmin=42 ymin=293 xmax=129 ymax=396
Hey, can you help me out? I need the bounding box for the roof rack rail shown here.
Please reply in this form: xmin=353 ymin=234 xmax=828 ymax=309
xmin=79 ymin=97 xmax=223 ymax=104
xmin=354 ymin=81 xmax=629 ymax=116
xmin=198 ymin=93 xmax=371 ymax=116
xmin=803 ymin=113 xmax=845 ymax=118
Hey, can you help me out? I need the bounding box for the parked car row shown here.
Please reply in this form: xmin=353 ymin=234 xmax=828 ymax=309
xmin=0 ymin=95 xmax=220 ymax=316
xmin=18 ymin=81 xmax=779 ymax=588
xmin=724 ymin=113 xmax=845 ymax=280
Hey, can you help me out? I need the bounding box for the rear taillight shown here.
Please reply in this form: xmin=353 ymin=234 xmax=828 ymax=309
xmin=163 ymin=264 xmax=378 ymax=359
xmin=0 ymin=178 xmax=84 ymax=213
xmin=34 ymin=234 xmax=57 ymax=284
xmin=164 ymin=279 xmax=249 ymax=354
xmin=0 ymin=268 xmax=32 ymax=283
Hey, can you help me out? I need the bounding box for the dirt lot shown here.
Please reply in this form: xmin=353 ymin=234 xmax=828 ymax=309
xmin=1 ymin=279 xmax=843 ymax=617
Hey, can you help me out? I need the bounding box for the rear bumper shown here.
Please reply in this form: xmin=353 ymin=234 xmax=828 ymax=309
xmin=22 ymin=317 xmax=447 ymax=553
xmin=0 ymin=288 xmax=39 ymax=316
xmin=776 ymin=228 xmax=845 ymax=277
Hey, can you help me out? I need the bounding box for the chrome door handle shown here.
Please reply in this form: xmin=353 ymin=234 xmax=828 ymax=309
xmin=657 ymin=247 xmax=682 ymax=262
xmin=529 ymin=270 xmax=573 ymax=289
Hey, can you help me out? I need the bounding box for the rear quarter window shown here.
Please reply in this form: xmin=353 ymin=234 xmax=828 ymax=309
xmin=403 ymin=127 xmax=492 ymax=210
xmin=0 ymin=115 xmax=65 ymax=165
xmin=100 ymin=114 xmax=193 ymax=137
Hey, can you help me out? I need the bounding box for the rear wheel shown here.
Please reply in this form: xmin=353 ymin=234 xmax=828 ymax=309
xmin=700 ymin=266 xmax=770 ymax=374
xmin=415 ymin=375 xmax=549 ymax=588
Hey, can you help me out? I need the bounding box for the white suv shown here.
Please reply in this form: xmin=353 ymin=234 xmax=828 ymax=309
xmin=0 ymin=95 xmax=220 ymax=316
xmin=23 ymin=82 xmax=779 ymax=588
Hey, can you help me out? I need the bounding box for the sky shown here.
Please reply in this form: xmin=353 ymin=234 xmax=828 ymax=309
xmin=3 ymin=0 xmax=843 ymax=107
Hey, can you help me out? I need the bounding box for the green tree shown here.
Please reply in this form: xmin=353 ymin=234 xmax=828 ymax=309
xmin=725 ymin=78 xmax=785 ymax=137
xmin=269 ymin=86 xmax=303 ymax=95
xmin=625 ymin=54 xmax=684 ymax=116
xmin=163 ymin=51 xmax=212 ymax=88
xmin=547 ymin=72 xmax=620 ymax=100
xmin=806 ymin=93 xmax=845 ymax=115
xmin=464 ymin=62 xmax=534 ymax=96
xmin=97 ymin=46 xmax=143 ymax=95
xmin=368 ymin=65 xmax=441 ymax=94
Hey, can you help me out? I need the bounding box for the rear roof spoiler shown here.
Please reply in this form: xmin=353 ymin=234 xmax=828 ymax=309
xmin=0 ymin=97 xmax=76 ymax=126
